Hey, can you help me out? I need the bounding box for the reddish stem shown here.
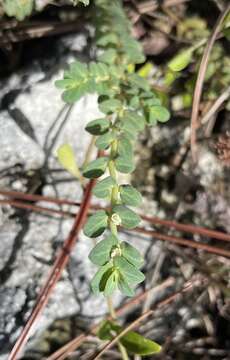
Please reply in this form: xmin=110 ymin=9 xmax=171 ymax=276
xmin=1 ymin=190 xmax=230 ymax=243
xmin=134 ymin=227 xmax=230 ymax=258
xmin=8 ymin=179 xmax=96 ymax=360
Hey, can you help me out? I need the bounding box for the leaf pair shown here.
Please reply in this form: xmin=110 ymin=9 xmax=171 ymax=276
xmin=89 ymin=237 xmax=143 ymax=268
xmin=89 ymin=235 xmax=144 ymax=297
xmin=83 ymin=205 xmax=141 ymax=238
xmin=98 ymin=320 xmax=161 ymax=356
xmin=93 ymin=176 xmax=142 ymax=207
xmin=90 ymin=254 xmax=144 ymax=297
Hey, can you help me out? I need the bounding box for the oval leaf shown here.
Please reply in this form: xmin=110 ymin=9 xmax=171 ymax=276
xmin=93 ymin=176 xmax=116 ymax=199
xmin=168 ymin=48 xmax=193 ymax=72
xmin=90 ymin=263 xmax=113 ymax=295
xmin=118 ymin=275 xmax=135 ymax=297
xmin=120 ymin=241 xmax=144 ymax=269
xmin=95 ymin=132 xmax=116 ymax=150
xmin=120 ymin=331 xmax=161 ymax=355
xmin=104 ymin=271 xmax=118 ymax=296
xmin=83 ymin=157 xmax=108 ymax=178
xmin=114 ymin=256 xmax=145 ymax=285
xmin=85 ymin=118 xmax=110 ymax=135
xmin=149 ymin=106 xmax=170 ymax=124
xmin=83 ymin=210 xmax=108 ymax=238
xmin=99 ymin=99 xmax=122 ymax=114
xmin=115 ymin=155 xmax=135 ymax=174
xmin=112 ymin=205 xmax=141 ymax=229
xmin=117 ymin=137 xmax=133 ymax=158
xmin=120 ymin=185 xmax=142 ymax=207
xmin=89 ymin=234 xmax=118 ymax=265
xmin=57 ymin=144 xmax=81 ymax=178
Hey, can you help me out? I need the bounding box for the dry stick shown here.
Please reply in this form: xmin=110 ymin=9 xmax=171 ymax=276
xmin=46 ymin=278 xmax=175 ymax=360
xmin=1 ymin=198 xmax=230 ymax=257
xmin=202 ymin=86 xmax=230 ymax=137
xmin=91 ymin=279 xmax=199 ymax=360
xmin=201 ymin=87 xmax=230 ymax=126
xmin=1 ymin=189 xmax=230 ymax=243
xmin=134 ymin=227 xmax=230 ymax=259
xmin=8 ymin=178 xmax=96 ymax=360
xmin=0 ymin=20 xmax=83 ymax=46
xmin=136 ymin=0 xmax=190 ymax=14
xmin=0 ymin=199 xmax=76 ymax=218
xmin=140 ymin=214 xmax=230 ymax=243
xmin=190 ymin=4 xmax=230 ymax=161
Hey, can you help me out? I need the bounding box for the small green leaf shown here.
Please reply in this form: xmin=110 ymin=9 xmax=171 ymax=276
xmin=129 ymin=96 xmax=140 ymax=109
xmin=91 ymin=263 xmax=113 ymax=294
xmin=98 ymin=320 xmax=114 ymax=341
xmin=128 ymin=74 xmax=150 ymax=91
xmin=112 ymin=205 xmax=141 ymax=229
xmin=83 ymin=210 xmax=108 ymax=237
xmin=62 ymin=83 xmax=89 ymax=103
xmin=120 ymin=242 xmax=144 ymax=268
xmin=82 ymin=157 xmax=108 ymax=178
xmin=114 ymin=256 xmax=145 ymax=285
xmin=168 ymin=48 xmax=193 ymax=72
xmin=95 ymin=132 xmax=116 ymax=150
xmin=138 ymin=62 xmax=153 ymax=78
xmin=93 ymin=176 xmax=116 ymax=199
xmin=97 ymin=33 xmax=118 ymax=46
xmin=57 ymin=144 xmax=81 ymax=178
xmin=69 ymin=61 xmax=88 ymax=79
xmin=117 ymin=137 xmax=133 ymax=158
xmin=115 ymin=156 xmax=135 ymax=174
xmin=98 ymin=321 xmax=161 ymax=355
xmin=118 ymin=275 xmax=135 ymax=297
xmin=104 ymin=270 xmax=118 ymax=296
xmin=120 ymin=331 xmax=161 ymax=355
xmin=122 ymin=112 xmax=145 ymax=131
xmin=89 ymin=235 xmax=117 ymax=266
xmin=120 ymin=185 xmax=142 ymax=207
xmin=98 ymin=49 xmax=117 ymax=64
xmin=3 ymin=0 xmax=33 ymax=20
xmin=99 ymin=99 xmax=122 ymax=114
xmin=149 ymin=106 xmax=170 ymax=124
xmin=120 ymin=120 xmax=139 ymax=138
xmin=85 ymin=118 xmax=110 ymax=135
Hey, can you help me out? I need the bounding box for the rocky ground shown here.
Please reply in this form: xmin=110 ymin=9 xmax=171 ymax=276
xmin=0 ymin=3 xmax=230 ymax=359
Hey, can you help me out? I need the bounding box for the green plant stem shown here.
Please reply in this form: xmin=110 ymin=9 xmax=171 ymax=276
xmin=106 ymin=297 xmax=129 ymax=360
xmin=118 ymin=342 xmax=130 ymax=360
xmin=106 ymin=134 xmax=129 ymax=360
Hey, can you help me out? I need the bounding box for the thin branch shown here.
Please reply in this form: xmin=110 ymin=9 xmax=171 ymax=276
xmin=1 ymin=190 xmax=230 ymax=243
xmin=134 ymin=227 xmax=230 ymax=259
xmin=1 ymin=197 xmax=230 ymax=257
xmin=201 ymin=86 xmax=230 ymax=137
xmin=8 ymin=178 xmax=96 ymax=360
xmin=92 ymin=278 xmax=201 ymax=360
xmin=46 ymin=278 xmax=175 ymax=360
xmin=190 ymin=4 xmax=230 ymax=161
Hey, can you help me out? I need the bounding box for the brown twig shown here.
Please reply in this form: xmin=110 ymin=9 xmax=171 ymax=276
xmin=8 ymin=178 xmax=96 ymax=360
xmin=0 ymin=20 xmax=84 ymax=46
xmin=136 ymin=0 xmax=190 ymax=14
xmin=0 ymin=198 xmax=76 ymax=218
xmin=1 ymin=190 xmax=230 ymax=243
xmin=134 ymin=227 xmax=230 ymax=259
xmin=2 ymin=196 xmax=230 ymax=258
xmin=190 ymin=4 xmax=230 ymax=161
xmin=91 ymin=278 xmax=201 ymax=360
xmin=46 ymin=277 xmax=175 ymax=360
